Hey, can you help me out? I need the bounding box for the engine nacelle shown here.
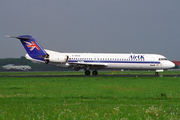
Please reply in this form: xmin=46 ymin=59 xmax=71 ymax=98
xmin=45 ymin=55 xmax=69 ymax=64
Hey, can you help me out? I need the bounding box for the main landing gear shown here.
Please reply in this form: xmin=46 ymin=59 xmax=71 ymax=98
xmin=85 ymin=70 xmax=98 ymax=75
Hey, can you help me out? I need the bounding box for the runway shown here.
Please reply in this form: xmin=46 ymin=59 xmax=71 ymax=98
xmin=1 ymin=74 xmax=180 ymax=77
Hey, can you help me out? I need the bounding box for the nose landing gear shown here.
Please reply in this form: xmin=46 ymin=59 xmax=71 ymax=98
xmin=155 ymin=72 xmax=159 ymax=75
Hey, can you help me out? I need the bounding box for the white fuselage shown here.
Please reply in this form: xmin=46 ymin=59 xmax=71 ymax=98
xmin=25 ymin=49 xmax=175 ymax=71
xmin=8 ymin=35 xmax=175 ymax=75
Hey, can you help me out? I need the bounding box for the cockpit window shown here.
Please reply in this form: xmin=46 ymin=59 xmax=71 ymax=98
xmin=159 ymin=58 xmax=167 ymax=61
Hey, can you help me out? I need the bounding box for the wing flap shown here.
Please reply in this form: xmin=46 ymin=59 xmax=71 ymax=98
xmin=68 ymin=62 xmax=108 ymax=71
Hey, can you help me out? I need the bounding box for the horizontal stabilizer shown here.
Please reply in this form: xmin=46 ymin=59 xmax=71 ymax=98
xmin=5 ymin=35 xmax=30 ymax=40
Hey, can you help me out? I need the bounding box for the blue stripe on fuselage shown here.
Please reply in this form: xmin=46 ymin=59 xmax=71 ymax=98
xmin=68 ymin=60 xmax=160 ymax=64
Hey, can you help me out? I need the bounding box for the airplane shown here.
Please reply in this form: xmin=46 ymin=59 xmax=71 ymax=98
xmin=2 ymin=64 xmax=31 ymax=71
xmin=6 ymin=35 xmax=175 ymax=75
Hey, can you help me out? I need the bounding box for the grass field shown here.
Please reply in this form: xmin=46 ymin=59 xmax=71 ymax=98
xmin=0 ymin=71 xmax=180 ymax=119
xmin=1 ymin=70 xmax=180 ymax=76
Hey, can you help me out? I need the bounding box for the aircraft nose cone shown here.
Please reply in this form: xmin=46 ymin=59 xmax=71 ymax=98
xmin=168 ymin=61 xmax=175 ymax=68
xmin=161 ymin=61 xmax=175 ymax=69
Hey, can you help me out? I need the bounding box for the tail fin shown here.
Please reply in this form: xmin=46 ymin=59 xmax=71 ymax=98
xmin=7 ymin=35 xmax=47 ymax=61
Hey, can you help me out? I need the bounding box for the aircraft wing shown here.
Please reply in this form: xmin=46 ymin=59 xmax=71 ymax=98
xmin=68 ymin=62 xmax=108 ymax=71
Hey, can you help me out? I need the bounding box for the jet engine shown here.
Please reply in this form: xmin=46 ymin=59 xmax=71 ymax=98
xmin=44 ymin=54 xmax=69 ymax=64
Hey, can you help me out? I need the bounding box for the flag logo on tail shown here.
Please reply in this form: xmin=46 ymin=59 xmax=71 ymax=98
xmin=24 ymin=41 xmax=40 ymax=51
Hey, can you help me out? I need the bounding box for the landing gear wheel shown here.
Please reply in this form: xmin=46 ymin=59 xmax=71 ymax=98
xmin=85 ymin=70 xmax=91 ymax=75
xmin=92 ymin=71 xmax=98 ymax=75
xmin=155 ymin=72 xmax=159 ymax=75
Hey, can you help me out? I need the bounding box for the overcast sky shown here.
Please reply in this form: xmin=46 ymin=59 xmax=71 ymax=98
xmin=1 ymin=0 xmax=180 ymax=60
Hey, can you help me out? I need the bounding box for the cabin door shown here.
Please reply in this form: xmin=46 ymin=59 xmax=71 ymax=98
xmin=150 ymin=58 xmax=155 ymax=66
